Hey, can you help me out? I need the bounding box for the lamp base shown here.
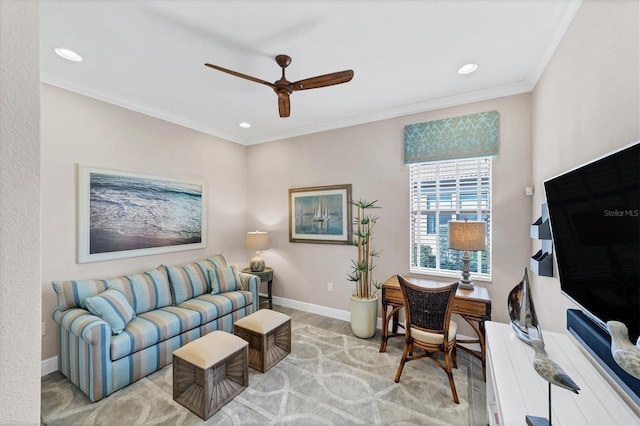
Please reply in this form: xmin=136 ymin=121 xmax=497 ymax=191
xmin=457 ymin=250 xmax=474 ymax=290
xmin=250 ymin=251 xmax=265 ymax=272
xmin=457 ymin=280 xmax=475 ymax=291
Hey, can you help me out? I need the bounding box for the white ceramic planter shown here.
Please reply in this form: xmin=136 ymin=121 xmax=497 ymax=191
xmin=350 ymin=294 xmax=379 ymax=338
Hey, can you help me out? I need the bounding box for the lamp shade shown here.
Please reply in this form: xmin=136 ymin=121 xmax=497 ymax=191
xmin=245 ymin=231 xmax=270 ymax=251
xmin=448 ymin=220 xmax=486 ymax=251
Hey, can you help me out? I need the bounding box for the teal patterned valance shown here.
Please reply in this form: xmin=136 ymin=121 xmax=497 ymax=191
xmin=404 ymin=110 xmax=499 ymax=164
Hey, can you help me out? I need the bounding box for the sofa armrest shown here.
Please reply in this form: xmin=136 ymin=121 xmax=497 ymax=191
xmin=53 ymin=307 xmax=111 ymax=344
xmin=239 ymin=273 xmax=260 ymax=312
xmin=53 ymin=307 xmax=113 ymax=401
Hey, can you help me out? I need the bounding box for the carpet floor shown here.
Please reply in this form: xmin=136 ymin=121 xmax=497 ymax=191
xmin=42 ymin=320 xmax=474 ymax=425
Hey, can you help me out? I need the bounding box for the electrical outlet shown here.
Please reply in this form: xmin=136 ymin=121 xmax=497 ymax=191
xmin=42 ymin=321 xmax=45 ymax=336
xmin=328 ymin=282 xmax=333 ymax=292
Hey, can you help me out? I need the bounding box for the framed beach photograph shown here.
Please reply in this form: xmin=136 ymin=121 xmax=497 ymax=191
xmin=77 ymin=165 xmax=206 ymax=263
xmin=289 ymin=184 xmax=352 ymax=244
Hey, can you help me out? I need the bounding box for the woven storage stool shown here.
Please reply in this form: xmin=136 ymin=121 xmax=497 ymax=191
xmin=172 ymin=331 xmax=248 ymax=420
xmin=234 ymin=309 xmax=291 ymax=373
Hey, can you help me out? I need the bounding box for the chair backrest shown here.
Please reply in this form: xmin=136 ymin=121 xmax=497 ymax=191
xmin=397 ymin=275 xmax=458 ymax=335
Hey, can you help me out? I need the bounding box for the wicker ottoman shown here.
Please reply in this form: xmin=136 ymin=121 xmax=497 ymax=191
xmin=172 ymin=331 xmax=248 ymax=420
xmin=234 ymin=309 xmax=291 ymax=373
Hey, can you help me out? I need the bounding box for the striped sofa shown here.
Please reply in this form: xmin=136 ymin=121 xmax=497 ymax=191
xmin=51 ymin=254 xmax=259 ymax=402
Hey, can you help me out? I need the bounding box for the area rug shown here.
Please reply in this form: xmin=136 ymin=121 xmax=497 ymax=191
xmin=41 ymin=323 xmax=470 ymax=425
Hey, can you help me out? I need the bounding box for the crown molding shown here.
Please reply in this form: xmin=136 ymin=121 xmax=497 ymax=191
xmin=40 ymin=74 xmax=244 ymax=144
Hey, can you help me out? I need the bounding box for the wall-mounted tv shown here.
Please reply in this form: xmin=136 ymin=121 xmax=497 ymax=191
xmin=544 ymin=141 xmax=639 ymax=342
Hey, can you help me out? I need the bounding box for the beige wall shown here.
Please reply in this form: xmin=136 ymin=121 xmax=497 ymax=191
xmin=40 ymin=84 xmax=250 ymax=360
xmin=246 ymin=94 xmax=533 ymax=329
xmin=0 ymin=0 xmax=41 ymax=422
xmin=530 ymin=0 xmax=640 ymax=333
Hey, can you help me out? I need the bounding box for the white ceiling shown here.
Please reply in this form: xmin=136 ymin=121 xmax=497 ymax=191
xmin=40 ymin=0 xmax=581 ymax=145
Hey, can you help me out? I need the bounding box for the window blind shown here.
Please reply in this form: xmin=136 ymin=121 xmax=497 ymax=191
xmin=410 ymin=157 xmax=492 ymax=278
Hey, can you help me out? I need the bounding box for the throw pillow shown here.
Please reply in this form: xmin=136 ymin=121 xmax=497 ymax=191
xmin=165 ymin=263 xmax=210 ymax=305
xmin=209 ymin=265 xmax=243 ymax=294
xmin=85 ymin=289 xmax=136 ymax=335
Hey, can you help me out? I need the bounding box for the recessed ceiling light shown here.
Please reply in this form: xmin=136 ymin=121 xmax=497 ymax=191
xmin=54 ymin=48 xmax=83 ymax=62
xmin=458 ymin=63 xmax=478 ymax=75
xmin=239 ymin=122 xmax=251 ymax=129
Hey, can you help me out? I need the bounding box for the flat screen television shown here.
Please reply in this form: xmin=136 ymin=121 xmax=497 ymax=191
xmin=544 ymin=141 xmax=640 ymax=342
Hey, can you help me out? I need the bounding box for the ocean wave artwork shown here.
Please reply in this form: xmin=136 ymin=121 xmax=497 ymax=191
xmin=89 ymin=172 xmax=203 ymax=254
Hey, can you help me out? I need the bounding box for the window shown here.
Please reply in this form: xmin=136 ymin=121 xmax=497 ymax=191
xmin=410 ymin=157 xmax=491 ymax=280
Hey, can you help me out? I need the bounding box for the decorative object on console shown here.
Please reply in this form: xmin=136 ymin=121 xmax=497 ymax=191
xmin=288 ymin=184 xmax=352 ymax=245
xmin=245 ymin=231 xmax=270 ymax=272
xmin=347 ymin=199 xmax=381 ymax=338
xmin=508 ymin=266 xmax=543 ymax=345
xmin=526 ymin=338 xmax=580 ymax=426
xmin=529 ymin=203 xmax=553 ymax=277
xmin=448 ymin=219 xmax=486 ymax=290
xmin=77 ymin=165 xmax=206 ymax=263
xmin=607 ymin=321 xmax=640 ymax=380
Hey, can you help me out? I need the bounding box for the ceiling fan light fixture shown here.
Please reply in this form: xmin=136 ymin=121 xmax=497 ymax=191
xmin=54 ymin=47 xmax=83 ymax=62
xmin=458 ymin=63 xmax=478 ymax=75
xmin=239 ymin=122 xmax=251 ymax=129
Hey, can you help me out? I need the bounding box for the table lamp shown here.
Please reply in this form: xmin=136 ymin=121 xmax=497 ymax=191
xmin=245 ymin=231 xmax=270 ymax=272
xmin=448 ymin=219 xmax=486 ymax=290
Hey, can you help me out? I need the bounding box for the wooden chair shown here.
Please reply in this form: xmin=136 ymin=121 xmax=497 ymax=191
xmin=394 ymin=275 xmax=460 ymax=403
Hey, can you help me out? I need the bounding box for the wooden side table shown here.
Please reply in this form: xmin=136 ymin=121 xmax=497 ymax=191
xmin=242 ymin=267 xmax=273 ymax=309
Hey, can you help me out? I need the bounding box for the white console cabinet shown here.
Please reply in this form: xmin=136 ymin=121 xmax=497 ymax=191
xmin=486 ymin=321 xmax=639 ymax=425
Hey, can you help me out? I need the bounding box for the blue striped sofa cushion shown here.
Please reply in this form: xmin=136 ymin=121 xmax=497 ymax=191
xmin=107 ymin=266 xmax=172 ymax=314
xmin=207 ymin=254 xmax=228 ymax=269
xmin=209 ymin=265 xmax=243 ymax=294
xmin=164 ymin=255 xmax=230 ymax=304
xmin=178 ymin=291 xmax=254 ymax=323
xmin=52 ymin=279 xmax=109 ymax=310
xmin=110 ymin=306 xmax=202 ymax=361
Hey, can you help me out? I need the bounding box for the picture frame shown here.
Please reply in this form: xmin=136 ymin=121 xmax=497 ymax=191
xmin=77 ymin=165 xmax=206 ymax=263
xmin=289 ymin=184 xmax=352 ymax=244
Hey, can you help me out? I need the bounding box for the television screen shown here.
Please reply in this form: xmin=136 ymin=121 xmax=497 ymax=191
xmin=544 ymin=142 xmax=640 ymax=342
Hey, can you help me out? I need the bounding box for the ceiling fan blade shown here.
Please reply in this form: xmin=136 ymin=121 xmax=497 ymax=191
xmin=291 ymin=70 xmax=354 ymax=91
xmin=278 ymin=95 xmax=291 ymax=118
xmin=204 ymin=63 xmax=276 ymax=89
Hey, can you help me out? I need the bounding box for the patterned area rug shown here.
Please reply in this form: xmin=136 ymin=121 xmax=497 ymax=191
xmin=41 ymin=323 xmax=470 ymax=425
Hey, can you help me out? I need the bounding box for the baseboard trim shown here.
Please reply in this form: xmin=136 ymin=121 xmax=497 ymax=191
xmin=42 ymin=356 xmax=58 ymax=377
xmin=272 ymin=295 xmax=384 ymax=329
xmin=272 ymin=295 xmax=348 ymax=321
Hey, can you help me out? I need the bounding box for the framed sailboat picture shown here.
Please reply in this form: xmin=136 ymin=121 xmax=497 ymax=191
xmin=288 ymin=184 xmax=352 ymax=244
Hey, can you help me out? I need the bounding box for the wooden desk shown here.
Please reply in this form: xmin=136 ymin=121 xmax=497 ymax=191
xmin=380 ymin=275 xmax=492 ymax=377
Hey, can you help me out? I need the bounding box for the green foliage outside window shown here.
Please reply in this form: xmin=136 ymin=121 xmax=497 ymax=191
xmin=438 ymin=225 xmax=488 ymax=273
xmin=412 ymin=244 xmax=436 ymax=268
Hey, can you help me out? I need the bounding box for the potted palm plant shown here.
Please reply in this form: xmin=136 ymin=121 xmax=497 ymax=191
xmin=347 ymin=199 xmax=382 ymax=338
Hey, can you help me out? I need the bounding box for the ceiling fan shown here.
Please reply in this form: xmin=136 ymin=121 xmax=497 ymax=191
xmin=205 ymin=54 xmax=354 ymax=118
